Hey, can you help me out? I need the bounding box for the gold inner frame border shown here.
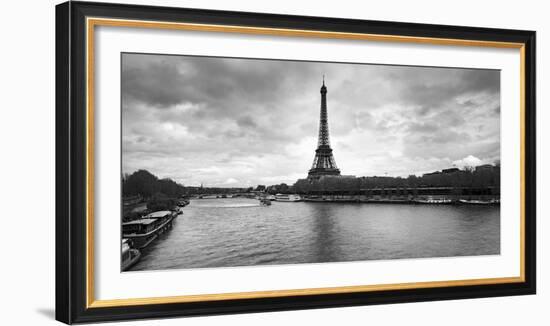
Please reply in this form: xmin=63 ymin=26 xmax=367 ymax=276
xmin=85 ymin=17 xmax=526 ymax=309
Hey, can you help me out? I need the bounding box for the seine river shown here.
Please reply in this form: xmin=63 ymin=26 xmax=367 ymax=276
xmin=130 ymin=198 xmax=500 ymax=271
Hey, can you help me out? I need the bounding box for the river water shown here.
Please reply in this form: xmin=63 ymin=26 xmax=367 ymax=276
xmin=129 ymin=198 xmax=500 ymax=271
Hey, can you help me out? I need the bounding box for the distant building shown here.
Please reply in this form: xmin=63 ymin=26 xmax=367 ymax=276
xmin=422 ymin=171 xmax=442 ymax=177
xmin=442 ymin=168 xmax=460 ymax=174
xmin=475 ymin=164 xmax=494 ymax=172
xmin=318 ymin=175 xmax=356 ymax=180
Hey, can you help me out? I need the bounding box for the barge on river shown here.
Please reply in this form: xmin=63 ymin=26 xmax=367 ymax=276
xmin=122 ymin=210 xmax=175 ymax=249
xmin=275 ymin=194 xmax=302 ymax=202
xmin=121 ymin=239 xmax=141 ymax=271
xmin=458 ymin=199 xmax=500 ymax=205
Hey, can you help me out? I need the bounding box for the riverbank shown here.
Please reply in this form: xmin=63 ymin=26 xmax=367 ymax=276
xmin=300 ymin=195 xmax=499 ymax=205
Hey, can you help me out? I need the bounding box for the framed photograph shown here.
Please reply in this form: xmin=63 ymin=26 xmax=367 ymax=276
xmin=56 ymin=1 xmax=536 ymax=324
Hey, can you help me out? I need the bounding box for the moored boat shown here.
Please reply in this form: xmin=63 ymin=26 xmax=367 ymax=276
xmin=458 ymin=199 xmax=500 ymax=205
xmin=303 ymin=195 xmax=325 ymax=202
xmin=121 ymin=239 xmax=141 ymax=271
xmin=259 ymin=198 xmax=272 ymax=206
xmin=413 ymin=196 xmax=452 ymax=204
xmin=122 ymin=211 xmax=174 ymax=249
xmin=275 ymin=194 xmax=302 ymax=202
xmin=172 ymin=206 xmax=183 ymax=215
xmin=199 ymin=195 xmax=218 ymax=199
xmin=177 ymin=199 xmax=190 ymax=207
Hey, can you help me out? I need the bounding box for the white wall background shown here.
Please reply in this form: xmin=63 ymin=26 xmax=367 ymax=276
xmin=0 ymin=0 xmax=546 ymax=324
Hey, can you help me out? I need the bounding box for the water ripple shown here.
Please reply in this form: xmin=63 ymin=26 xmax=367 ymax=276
xmin=129 ymin=198 xmax=500 ymax=271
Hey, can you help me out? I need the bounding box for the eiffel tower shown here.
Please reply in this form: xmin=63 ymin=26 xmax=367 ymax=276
xmin=308 ymin=77 xmax=341 ymax=179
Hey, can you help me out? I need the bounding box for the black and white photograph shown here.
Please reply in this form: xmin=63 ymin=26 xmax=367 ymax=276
xmin=120 ymin=53 xmax=501 ymax=272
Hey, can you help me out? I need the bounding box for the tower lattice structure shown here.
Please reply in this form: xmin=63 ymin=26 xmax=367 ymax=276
xmin=308 ymin=78 xmax=341 ymax=179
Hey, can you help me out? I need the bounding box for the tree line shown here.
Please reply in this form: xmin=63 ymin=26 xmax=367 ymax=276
xmin=122 ymin=170 xmax=187 ymax=199
xmin=122 ymin=169 xmax=252 ymax=199
xmin=123 ymin=165 xmax=500 ymax=199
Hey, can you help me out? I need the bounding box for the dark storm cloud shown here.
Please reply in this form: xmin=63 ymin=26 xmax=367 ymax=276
xmin=122 ymin=53 xmax=500 ymax=186
xmin=122 ymin=54 xmax=314 ymax=112
xmin=395 ymin=68 xmax=499 ymax=108
xmin=236 ymin=116 xmax=258 ymax=128
xmin=122 ymin=57 xmax=186 ymax=108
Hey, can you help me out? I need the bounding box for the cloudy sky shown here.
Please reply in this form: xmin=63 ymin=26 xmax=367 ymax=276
xmin=122 ymin=53 xmax=500 ymax=187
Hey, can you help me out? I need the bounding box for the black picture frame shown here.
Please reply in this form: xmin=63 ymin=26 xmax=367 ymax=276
xmin=56 ymin=1 xmax=536 ymax=324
